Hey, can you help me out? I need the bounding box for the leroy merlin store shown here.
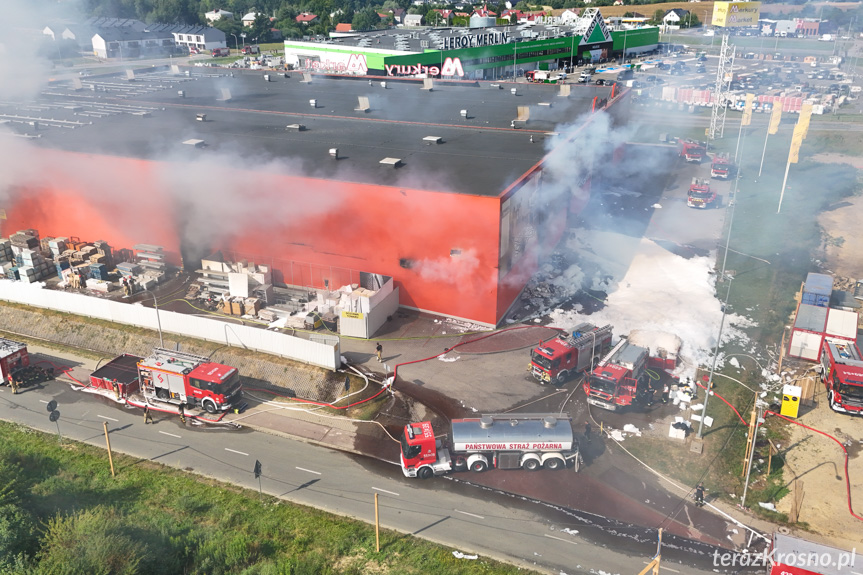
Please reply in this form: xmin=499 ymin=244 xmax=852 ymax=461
xmin=284 ymin=17 xmax=659 ymax=80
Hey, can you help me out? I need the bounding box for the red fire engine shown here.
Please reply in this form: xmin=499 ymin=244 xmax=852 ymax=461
xmin=710 ymin=153 xmax=733 ymax=179
xmin=687 ymin=178 xmax=716 ymax=209
xmin=679 ymin=139 xmax=706 ymax=163
xmin=584 ymin=338 xmax=651 ymax=411
xmin=529 ymin=323 xmax=613 ymax=385
xmin=137 ymin=348 xmax=243 ymax=413
xmin=819 ymin=339 xmax=863 ymax=415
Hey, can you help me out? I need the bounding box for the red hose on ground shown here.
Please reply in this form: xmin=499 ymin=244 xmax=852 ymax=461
xmin=765 ymin=410 xmax=863 ymax=522
xmin=693 ymin=380 xmax=748 ymax=425
xmin=690 ymin=377 xmax=862 ymax=522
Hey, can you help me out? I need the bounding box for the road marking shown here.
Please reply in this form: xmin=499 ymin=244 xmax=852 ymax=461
xmin=642 ymin=562 xmax=679 ymax=573
xmin=544 ymin=534 xmax=578 ymax=545
xmin=98 ymin=415 xmax=118 ymax=422
xmin=454 ymin=510 xmax=485 ymax=520
xmin=372 ymin=487 xmax=400 ymax=496
xmin=159 ymin=431 xmax=181 ymax=438
xmin=296 ymin=467 xmax=321 ymax=475
xmin=225 ymin=448 xmax=248 ymax=456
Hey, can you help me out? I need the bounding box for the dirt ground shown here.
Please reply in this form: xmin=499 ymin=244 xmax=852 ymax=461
xmin=772 ymin=153 xmax=863 ymax=552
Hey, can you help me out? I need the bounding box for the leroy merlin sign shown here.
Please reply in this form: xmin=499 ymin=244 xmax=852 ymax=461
xmin=579 ymin=12 xmax=613 ymax=46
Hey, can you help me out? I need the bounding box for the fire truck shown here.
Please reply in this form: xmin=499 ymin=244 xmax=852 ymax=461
xmin=687 ymin=178 xmax=716 ymax=208
xmin=529 ymin=323 xmax=613 ymax=385
xmin=679 ymin=139 xmax=706 ymax=163
xmin=710 ymin=153 xmax=733 ymax=179
xmin=137 ymin=348 xmax=243 ymax=413
xmin=584 ymin=337 xmax=651 ymax=411
xmin=819 ymin=339 xmax=863 ymax=415
xmin=400 ymin=413 xmax=580 ymax=479
xmin=0 ymin=338 xmax=53 ymax=388
xmin=525 ymin=70 xmax=562 ymax=83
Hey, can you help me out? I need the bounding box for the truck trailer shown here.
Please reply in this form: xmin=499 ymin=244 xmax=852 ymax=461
xmin=137 ymin=348 xmax=243 ymax=413
xmin=400 ymin=413 xmax=580 ymax=479
xmin=529 ymin=323 xmax=613 ymax=385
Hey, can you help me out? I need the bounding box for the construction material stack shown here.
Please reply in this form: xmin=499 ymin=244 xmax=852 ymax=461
xmin=400 ymin=413 xmax=580 ymax=479
xmin=133 ymin=244 xmax=166 ymax=287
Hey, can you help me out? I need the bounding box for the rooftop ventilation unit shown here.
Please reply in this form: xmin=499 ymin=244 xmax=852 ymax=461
xmin=423 ymin=136 xmax=443 ymax=145
xmin=379 ymin=157 xmax=402 ymax=168
xmin=285 ymin=123 xmax=306 ymax=132
xmin=217 ymin=88 xmax=231 ymax=102
xmin=182 ymin=139 xmax=205 ymax=148
xmin=355 ymin=96 xmax=370 ymax=112
xmin=329 ymin=147 xmax=339 ymax=159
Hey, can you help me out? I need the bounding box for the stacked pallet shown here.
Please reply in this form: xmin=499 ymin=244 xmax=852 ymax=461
xmin=0 ymin=239 xmax=13 ymax=264
xmin=16 ymin=249 xmax=53 ymax=284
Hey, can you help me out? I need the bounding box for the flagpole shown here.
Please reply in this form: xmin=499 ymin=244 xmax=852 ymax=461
xmin=758 ymin=126 xmax=770 ymax=178
xmin=777 ymin=159 xmax=791 ymax=214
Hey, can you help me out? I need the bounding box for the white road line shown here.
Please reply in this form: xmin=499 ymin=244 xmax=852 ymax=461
xmin=295 ymin=467 xmax=321 ymax=475
xmin=159 ymin=431 xmax=181 ymax=438
xmin=642 ymin=562 xmax=679 ymax=573
xmin=372 ymin=487 xmax=400 ymax=496
xmin=543 ymin=534 xmax=578 ymax=545
xmin=454 ymin=509 xmax=485 ymax=520
xmin=225 ymin=448 xmax=249 ymax=456
xmin=97 ymin=415 xmax=119 ymax=422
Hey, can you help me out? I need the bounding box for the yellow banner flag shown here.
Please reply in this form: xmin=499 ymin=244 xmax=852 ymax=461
xmin=768 ymin=106 xmax=782 ymax=135
xmin=797 ymin=102 xmax=812 ymax=139
xmin=741 ymin=93 xmax=755 ymax=126
xmin=788 ymin=129 xmax=805 ymax=164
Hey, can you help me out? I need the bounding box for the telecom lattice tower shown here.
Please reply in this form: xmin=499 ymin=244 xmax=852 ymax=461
xmin=709 ymin=34 xmax=736 ymax=140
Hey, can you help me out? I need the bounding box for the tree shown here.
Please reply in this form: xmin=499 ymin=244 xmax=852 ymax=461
xmin=425 ymin=9 xmax=442 ymax=26
xmin=352 ymin=6 xmax=380 ymax=31
xmin=681 ymin=12 xmax=700 ymax=28
xmin=249 ymin=12 xmax=272 ymax=42
xmin=649 ymin=8 xmax=665 ymax=25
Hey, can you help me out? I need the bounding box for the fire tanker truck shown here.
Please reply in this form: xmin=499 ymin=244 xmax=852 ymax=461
xmin=584 ymin=337 xmax=651 ymax=411
xmin=137 ymin=348 xmax=243 ymax=413
xmin=819 ymin=339 xmax=863 ymax=415
xmin=529 ymin=323 xmax=613 ymax=385
xmin=679 ymin=139 xmax=706 ymax=163
xmin=687 ymin=178 xmax=716 ymax=209
xmin=400 ymin=413 xmax=580 ymax=479
xmin=710 ymin=153 xmax=733 ymax=179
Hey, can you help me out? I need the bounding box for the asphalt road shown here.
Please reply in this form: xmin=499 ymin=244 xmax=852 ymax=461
xmin=0 ymin=373 xmax=758 ymax=575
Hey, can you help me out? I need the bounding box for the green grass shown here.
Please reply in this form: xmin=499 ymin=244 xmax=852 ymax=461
xmin=0 ymin=422 xmax=533 ymax=574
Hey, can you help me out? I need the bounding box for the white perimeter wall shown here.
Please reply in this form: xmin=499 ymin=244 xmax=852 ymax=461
xmin=0 ymin=281 xmax=340 ymax=371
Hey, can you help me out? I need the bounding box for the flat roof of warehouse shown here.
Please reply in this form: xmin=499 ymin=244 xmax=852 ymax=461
xmin=21 ymin=67 xmax=611 ymax=196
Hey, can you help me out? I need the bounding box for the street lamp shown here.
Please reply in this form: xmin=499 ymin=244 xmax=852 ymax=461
xmin=231 ymin=33 xmax=239 ymax=52
xmin=240 ymin=32 xmax=246 ymax=51
xmin=143 ymin=289 xmax=164 ymax=348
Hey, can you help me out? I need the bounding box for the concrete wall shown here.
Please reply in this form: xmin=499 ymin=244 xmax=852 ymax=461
xmin=0 ymin=280 xmax=340 ymax=370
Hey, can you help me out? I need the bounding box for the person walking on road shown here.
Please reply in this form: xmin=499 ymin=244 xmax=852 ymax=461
xmin=143 ymin=405 xmax=154 ymax=424
xmin=375 ymin=342 xmax=383 ymax=363
xmin=178 ymin=404 xmax=186 ymax=426
xmin=695 ymin=482 xmax=705 ymax=507
xmin=584 ymin=421 xmax=592 ymax=444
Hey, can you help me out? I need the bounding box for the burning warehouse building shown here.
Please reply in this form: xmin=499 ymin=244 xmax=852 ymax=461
xmin=0 ymin=67 xmax=629 ymax=326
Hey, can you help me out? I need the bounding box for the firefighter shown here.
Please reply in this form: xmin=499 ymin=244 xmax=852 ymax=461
xmin=695 ymin=482 xmax=705 ymax=507
xmin=8 ymin=375 xmax=18 ymax=395
xmin=112 ymin=380 xmax=120 ymax=400
xmin=375 ymin=342 xmax=383 ymax=363
xmin=661 ymin=383 xmax=670 ymax=404
xmin=178 ymin=403 xmax=186 ymax=425
xmin=583 ymin=421 xmax=592 ymax=444
xmin=143 ymin=405 xmax=154 ymax=424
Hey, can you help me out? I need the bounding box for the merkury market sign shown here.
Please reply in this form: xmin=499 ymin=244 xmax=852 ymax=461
xmin=386 ymin=58 xmax=465 ymax=77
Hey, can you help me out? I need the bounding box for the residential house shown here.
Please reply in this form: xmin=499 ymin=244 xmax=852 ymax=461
xmin=296 ymin=13 xmax=319 ymax=25
xmin=91 ymin=27 xmax=174 ymax=59
xmin=559 ymin=9 xmax=580 ymax=25
xmin=242 ymin=12 xmax=262 ymax=27
xmin=204 ymin=9 xmax=233 ymax=22
xmin=663 ymin=9 xmax=690 ymax=27
xmin=391 ymin=8 xmax=406 ymax=24
xmin=168 ymin=25 xmax=227 ymax=51
xmin=334 ymin=23 xmax=353 ymax=32
xmin=433 ymin=9 xmax=455 ymax=24
xmin=404 ymin=14 xmax=424 ymax=26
